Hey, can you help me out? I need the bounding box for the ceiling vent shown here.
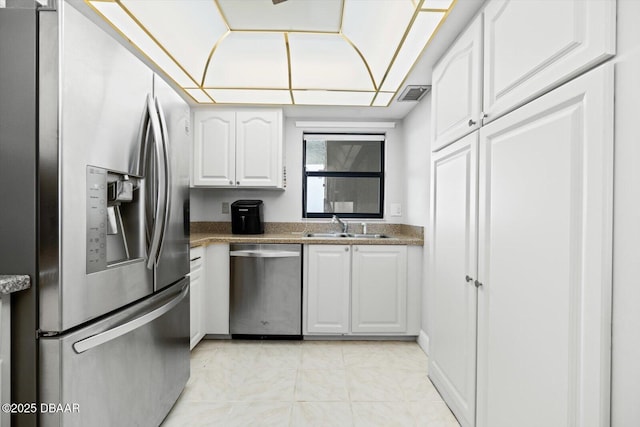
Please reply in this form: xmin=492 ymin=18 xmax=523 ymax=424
xmin=397 ymin=85 xmax=431 ymax=102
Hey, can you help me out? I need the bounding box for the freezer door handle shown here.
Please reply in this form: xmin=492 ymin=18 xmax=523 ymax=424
xmin=154 ymin=96 xmax=172 ymax=264
xmin=230 ymin=250 xmax=300 ymax=258
xmin=72 ymin=283 xmax=188 ymax=354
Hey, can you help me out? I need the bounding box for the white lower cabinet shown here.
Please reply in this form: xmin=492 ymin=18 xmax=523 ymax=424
xmin=189 ymin=244 xmax=231 ymax=348
xmin=351 ymin=245 xmax=407 ymax=334
xmin=305 ymin=244 xmax=411 ymax=336
xmin=189 ymin=247 xmax=205 ymax=350
xmin=305 ymin=245 xmax=351 ymax=334
xmin=1 ymin=295 xmax=10 ymax=427
xmin=429 ymin=65 xmax=614 ymax=427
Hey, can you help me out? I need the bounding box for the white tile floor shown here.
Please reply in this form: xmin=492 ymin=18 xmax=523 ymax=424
xmin=161 ymin=340 xmax=460 ymax=427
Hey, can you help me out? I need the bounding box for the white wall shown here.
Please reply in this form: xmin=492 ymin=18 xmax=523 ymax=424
xmin=611 ymin=1 xmax=640 ymax=425
xmin=190 ymin=115 xmax=407 ymax=225
xmin=401 ymin=94 xmax=432 ymax=336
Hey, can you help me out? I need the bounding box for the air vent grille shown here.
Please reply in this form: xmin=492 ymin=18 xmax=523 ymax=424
xmin=397 ymin=85 xmax=431 ymax=102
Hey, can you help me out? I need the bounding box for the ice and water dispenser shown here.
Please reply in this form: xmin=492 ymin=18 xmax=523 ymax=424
xmin=87 ymin=166 xmax=145 ymax=273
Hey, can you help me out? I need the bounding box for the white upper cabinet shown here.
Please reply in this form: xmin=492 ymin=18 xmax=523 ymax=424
xmin=193 ymin=110 xmax=236 ymax=187
xmin=235 ymin=110 xmax=282 ymax=187
xmin=351 ymin=245 xmax=407 ymax=334
xmin=192 ymin=109 xmax=283 ymax=188
xmin=431 ymin=15 xmax=483 ymax=151
xmin=482 ymin=0 xmax=616 ymax=123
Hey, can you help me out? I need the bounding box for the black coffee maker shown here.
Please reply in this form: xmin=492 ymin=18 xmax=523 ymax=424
xmin=231 ymin=200 xmax=264 ymax=234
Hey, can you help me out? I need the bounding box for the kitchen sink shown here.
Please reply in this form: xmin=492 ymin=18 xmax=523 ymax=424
xmin=304 ymin=232 xmax=389 ymax=239
xmin=304 ymin=233 xmax=349 ymax=238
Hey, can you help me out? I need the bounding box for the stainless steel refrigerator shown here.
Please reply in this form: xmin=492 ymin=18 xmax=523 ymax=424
xmin=0 ymin=1 xmax=191 ymax=426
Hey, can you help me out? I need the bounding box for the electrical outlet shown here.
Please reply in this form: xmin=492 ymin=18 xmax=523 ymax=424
xmin=390 ymin=203 xmax=402 ymax=217
xmin=222 ymin=202 xmax=230 ymax=214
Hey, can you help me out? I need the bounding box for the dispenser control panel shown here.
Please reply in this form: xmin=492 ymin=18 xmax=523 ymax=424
xmin=86 ymin=166 xmax=107 ymax=273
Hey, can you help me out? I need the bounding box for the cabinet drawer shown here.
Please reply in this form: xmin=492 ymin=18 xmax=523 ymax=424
xmin=190 ymin=247 xmax=204 ymax=270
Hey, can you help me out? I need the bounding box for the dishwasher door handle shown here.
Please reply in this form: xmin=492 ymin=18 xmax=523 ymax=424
xmin=230 ymin=250 xmax=300 ymax=258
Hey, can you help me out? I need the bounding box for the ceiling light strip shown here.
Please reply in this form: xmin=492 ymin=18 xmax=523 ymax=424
xmin=289 ymin=88 xmax=378 ymax=93
xmin=200 ymin=30 xmax=231 ymax=88
xmin=340 ymin=33 xmax=378 ymax=92
xmin=370 ymin=92 xmax=379 ymax=107
xmin=375 ymin=0 xmax=426 ymax=93
xmin=339 ymin=0 xmax=346 ymax=32
xmin=295 ymin=121 xmax=396 ymax=129
xmin=232 ymin=28 xmax=339 ymax=35
xmin=114 ymin=0 xmax=200 ymax=87
xmin=284 ymin=32 xmax=295 ymax=104
xmin=385 ymin=0 xmax=458 ymax=107
xmin=212 ymin=0 xmax=231 ymax=31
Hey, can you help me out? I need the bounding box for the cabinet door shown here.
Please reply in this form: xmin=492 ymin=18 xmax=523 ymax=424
xmin=189 ymin=265 xmax=203 ymax=350
xmin=306 ymin=245 xmax=351 ymax=334
xmin=236 ymin=110 xmax=282 ymax=187
xmin=477 ymin=65 xmax=613 ymax=427
xmin=431 ymin=15 xmax=482 ymax=151
xmin=192 ymin=110 xmax=236 ymax=187
xmin=483 ymin=0 xmax=615 ymax=123
xmin=0 ymin=296 xmax=9 ymax=427
xmin=428 ymin=132 xmax=478 ymax=427
xmin=351 ymin=245 xmax=407 ymax=334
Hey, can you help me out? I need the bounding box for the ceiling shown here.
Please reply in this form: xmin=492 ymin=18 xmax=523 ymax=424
xmin=75 ymin=0 xmax=485 ymax=118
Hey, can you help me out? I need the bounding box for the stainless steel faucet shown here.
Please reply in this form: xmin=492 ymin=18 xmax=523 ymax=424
xmin=332 ymin=215 xmax=348 ymax=233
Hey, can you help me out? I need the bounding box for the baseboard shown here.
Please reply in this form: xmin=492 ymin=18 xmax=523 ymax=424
xmin=417 ymin=330 xmax=429 ymax=356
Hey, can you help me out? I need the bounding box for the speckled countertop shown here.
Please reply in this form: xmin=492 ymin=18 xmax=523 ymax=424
xmin=0 ymin=275 xmax=31 ymax=295
xmin=190 ymin=222 xmax=424 ymax=248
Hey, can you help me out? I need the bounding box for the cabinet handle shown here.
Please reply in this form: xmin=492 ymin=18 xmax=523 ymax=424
xmin=468 ymin=119 xmax=477 ymax=127
xmin=465 ymin=275 xmax=474 ymax=283
xmin=229 ymin=180 xmax=233 ymax=185
xmin=344 ymin=247 xmax=349 ymax=252
xmin=474 ymin=280 xmax=483 ymax=288
xmin=236 ymin=181 xmax=240 ymax=185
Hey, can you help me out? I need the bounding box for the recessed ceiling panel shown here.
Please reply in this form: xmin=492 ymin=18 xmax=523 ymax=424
xmin=341 ymin=0 xmax=415 ymax=87
xmin=381 ymin=11 xmax=444 ymax=92
xmin=120 ymin=0 xmax=227 ymax=84
xmin=87 ymin=0 xmax=458 ymax=107
xmin=217 ymin=0 xmax=342 ymax=32
xmin=206 ymin=89 xmax=292 ymax=105
xmin=203 ymin=32 xmax=289 ymax=89
xmin=293 ymin=90 xmax=375 ymax=106
xmin=289 ymin=33 xmax=373 ymax=91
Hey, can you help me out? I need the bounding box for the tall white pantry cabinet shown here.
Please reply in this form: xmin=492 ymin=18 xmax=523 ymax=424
xmin=428 ymin=1 xmax=616 ymax=427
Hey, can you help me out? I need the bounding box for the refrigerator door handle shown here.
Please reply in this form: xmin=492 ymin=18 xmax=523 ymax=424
xmin=154 ymin=96 xmax=172 ymax=262
xmin=146 ymin=95 xmax=167 ymax=269
xmin=72 ymin=283 xmax=189 ymax=354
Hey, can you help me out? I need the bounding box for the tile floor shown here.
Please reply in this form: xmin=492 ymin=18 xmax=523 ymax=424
xmin=161 ymin=340 xmax=460 ymax=427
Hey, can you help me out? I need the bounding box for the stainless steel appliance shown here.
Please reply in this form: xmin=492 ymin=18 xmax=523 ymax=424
xmin=0 ymin=2 xmax=191 ymax=426
xmin=230 ymin=244 xmax=302 ymax=339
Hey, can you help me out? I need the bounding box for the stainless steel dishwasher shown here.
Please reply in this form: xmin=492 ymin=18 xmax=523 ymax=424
xmin=230 ymin=244 xmax=302 ymax=339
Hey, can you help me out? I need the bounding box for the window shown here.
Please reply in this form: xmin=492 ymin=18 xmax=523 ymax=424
xmin=303 ymin=133 xmax=384 ymax=218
